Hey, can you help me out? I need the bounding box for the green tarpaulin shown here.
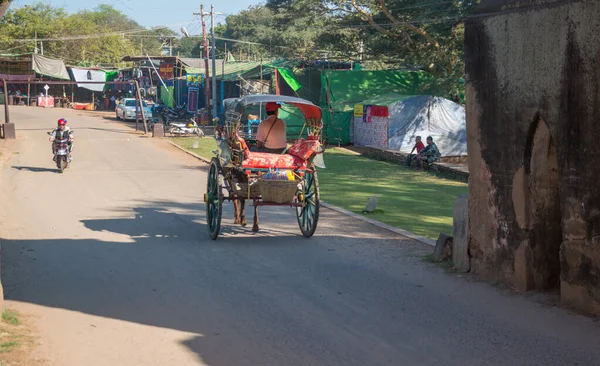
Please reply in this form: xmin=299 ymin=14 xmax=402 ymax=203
xmin=104 ymin=70 xmax=119 ymax=81
xmin=277 ymin=68 xmax=301 ymax=91
xmin=319 ymin=69 xmax=437 ymax=144
xmin=161 ymin=85 xmax=174 ymax=108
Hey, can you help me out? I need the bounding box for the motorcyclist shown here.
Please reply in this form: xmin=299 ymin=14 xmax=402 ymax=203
xmin=49 ymin=118 xmax=74 ymax=162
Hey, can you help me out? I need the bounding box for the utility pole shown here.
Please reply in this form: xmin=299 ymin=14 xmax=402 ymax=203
xmin=194 ymin=5 xmax=211 ymax=121
xmin=211 ymin=4 xmax=217 ymax=120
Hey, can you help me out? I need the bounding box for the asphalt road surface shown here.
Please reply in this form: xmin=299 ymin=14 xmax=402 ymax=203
xmin=1 ymin=105 xmax=600 ymax=366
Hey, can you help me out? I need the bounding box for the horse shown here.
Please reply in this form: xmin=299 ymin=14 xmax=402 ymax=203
xmin=228 ymin=132 xmax=260 ymax=232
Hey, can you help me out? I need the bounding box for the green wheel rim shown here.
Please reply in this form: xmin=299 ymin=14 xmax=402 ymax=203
xmin=296 ymin=171 xmax=319 ymax=237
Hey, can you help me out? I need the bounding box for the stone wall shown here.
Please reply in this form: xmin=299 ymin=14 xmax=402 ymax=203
xmin=465 ymin=0 xmax=600 ymax=314
xmin=360 ymin=147 xmax=469 ymax=183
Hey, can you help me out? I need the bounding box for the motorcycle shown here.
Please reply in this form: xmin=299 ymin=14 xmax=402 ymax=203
xmin=168 ymin=117 xmax=205 ymax=137
xmin=48 ymin=132 xmax=72 ymax=173
xmin=161 ymin=104 xmax=193 ymax=124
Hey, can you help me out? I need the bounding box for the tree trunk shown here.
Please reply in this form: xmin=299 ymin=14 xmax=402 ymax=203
xmin=0 ymin=1 xmax=13 ymax=19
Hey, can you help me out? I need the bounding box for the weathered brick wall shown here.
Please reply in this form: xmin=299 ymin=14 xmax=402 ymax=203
xmin=466 ymin=0 xmax=600 ymax=314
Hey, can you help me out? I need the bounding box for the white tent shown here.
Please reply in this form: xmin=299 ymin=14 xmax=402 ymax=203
xmin=70 ymin=67 xmax=106 ymax=92
xmin=353 ymin=94 xmax=467 ymax=156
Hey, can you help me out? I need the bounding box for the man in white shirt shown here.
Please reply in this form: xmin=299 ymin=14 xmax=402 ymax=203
xmin=254 ymin=102 xmax=287 ymax=153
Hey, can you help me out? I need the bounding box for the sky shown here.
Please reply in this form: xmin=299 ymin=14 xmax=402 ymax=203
xmin=8 ymin=0 xmax=261 ymax=32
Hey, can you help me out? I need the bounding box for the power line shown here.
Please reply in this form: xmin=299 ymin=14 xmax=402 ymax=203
xmin=4 ymin=20 xmax=196 ymax=42
xmin=381 ymin=0 xmax=463 ymax=12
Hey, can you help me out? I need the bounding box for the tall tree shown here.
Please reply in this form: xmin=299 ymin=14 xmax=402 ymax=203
xmin=0 ymin=3 xmax=172 ymax=66
xmin=0 ymin=0 xmax=12 ymax=19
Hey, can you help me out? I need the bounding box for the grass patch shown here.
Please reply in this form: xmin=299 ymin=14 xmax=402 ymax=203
xmin=317 ymin=149 xmax=467 ymax=239
xmin=171 ymin=137 xmax=216 ymax=161
xmin=170 ymin=138 xmax=468 ymax=239
xmin=1 ymin=311 xmax=19 ymax=326
xmin=0 ymin=342 xmax=19 ymax=353
xmin=0 ymin=308 xmax=36 ymax=363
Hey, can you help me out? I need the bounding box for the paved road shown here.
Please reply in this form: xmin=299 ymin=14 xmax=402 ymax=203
xmin=1 ymin=105 xmax=600 ymax=366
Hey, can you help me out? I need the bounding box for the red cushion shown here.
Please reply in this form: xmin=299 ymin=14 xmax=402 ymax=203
xmin=242 ymin=152 xmax=307 ymax=170
xmin=287 ymin=138 xmax=320 ymax=161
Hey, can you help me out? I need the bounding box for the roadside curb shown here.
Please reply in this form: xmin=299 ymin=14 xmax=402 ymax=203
xmin=166 ymin=140 xmax=212 ymax=164
xmin=320 ymin=202 xmax=435 ymax=247
xmin=167 ymin=140 xmax=436 ymax=247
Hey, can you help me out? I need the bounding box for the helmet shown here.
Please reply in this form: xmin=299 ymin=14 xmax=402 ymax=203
xmin=265 ymin=102 xmax=280 ymax=112
xmin=58 ymin=118 xmax=67 ymax=126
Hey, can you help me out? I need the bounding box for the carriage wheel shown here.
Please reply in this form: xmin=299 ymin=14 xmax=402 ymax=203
xmin=205 ymin=158 xmax=223 ymax=240
xmin=296 ymin=170 xmax=320 ymax=238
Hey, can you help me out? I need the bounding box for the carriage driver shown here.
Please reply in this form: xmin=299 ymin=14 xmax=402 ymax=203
xmin=253 ymin=102 xmax=287 ymax=154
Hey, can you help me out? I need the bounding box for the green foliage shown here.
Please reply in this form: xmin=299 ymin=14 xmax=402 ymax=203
xmin=0 ymin=2 xmax=172 ymax=66
xmin=218 ymin=0 xmax=478 ymax=98
xmin=0 ymin=0 xmax=477 ymax=97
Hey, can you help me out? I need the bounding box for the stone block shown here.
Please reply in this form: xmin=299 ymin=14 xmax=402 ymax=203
xmin=1 ymin=123 xmax=16 ymax=139
xmin=152 ymin=123 xmax=164 ymax=138
xmin=452 ymin=194 xmax=470 ymax=272
xmin=363 ymin=195 xmax=379 ymax=213
xmin=433 ymin=232 xmax=453 ymax=262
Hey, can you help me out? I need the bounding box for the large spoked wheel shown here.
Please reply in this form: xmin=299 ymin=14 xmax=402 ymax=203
xmin=205 ymin=158 xmax=223 ymax=240
xmin=296 ymin=170 xmax=320 ymax=238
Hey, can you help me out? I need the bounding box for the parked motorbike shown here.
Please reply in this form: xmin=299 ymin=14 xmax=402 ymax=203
xmin=48 ymin=132 xmax=72 ymax=173
xmin=161 ymin=104 xmax=193 ymax=124
xmin=93 ymin=96 xmax=102 ymax=111
xmin=168 ymin=117 xmax=205 ymax=137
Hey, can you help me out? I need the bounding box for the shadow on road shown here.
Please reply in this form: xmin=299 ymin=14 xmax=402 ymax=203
xmin=11 ymin=166 xmax=59 ymax=173
xmin=3 ymin=199 xmax=597 ymax=366
xmin=3 ymin=199 xmax=414 ymax=365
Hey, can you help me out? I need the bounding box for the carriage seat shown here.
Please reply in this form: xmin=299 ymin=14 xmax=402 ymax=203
xmin=242 ymin=152 xmax=307 ymax=170
xmin=241 ymin=138 xmax=321 ymax=170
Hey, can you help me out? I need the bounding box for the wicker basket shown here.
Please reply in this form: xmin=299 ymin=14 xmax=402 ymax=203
xmin=231 ymin=181 xmax=261 ymax=199
xmin=259 ymin=180 xmax=300 ymax=204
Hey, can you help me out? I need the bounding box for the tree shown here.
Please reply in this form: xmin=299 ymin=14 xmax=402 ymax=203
xmin=0 ymin=3 xmax=66 ymax=55
xmin=0 ymin=3 xmax=173 ymax=66
xmin=324 ymin=0 xmax=477 ymax=96
xmin=0 ymin=0 xmax=12 ymax=19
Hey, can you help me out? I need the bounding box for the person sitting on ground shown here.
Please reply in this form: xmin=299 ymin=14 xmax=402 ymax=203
xmin=406 ymin=135 xmax=425 ymax=168
xmin=415 ymin=136 xmax=441 ymax=170
xmin=252 ymin=102 xmax=287 ymax=154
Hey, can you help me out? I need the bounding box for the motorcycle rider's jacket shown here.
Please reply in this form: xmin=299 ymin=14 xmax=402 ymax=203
xmin=49 ymin=127 xmax=74 ymax=140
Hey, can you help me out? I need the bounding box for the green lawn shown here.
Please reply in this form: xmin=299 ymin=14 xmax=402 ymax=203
xmin=316 ymin=149 xmax=467 ymax=239
xmin=171 ymin=137 xmax=468 ymax=239
xmin=171 ymin=137 xmax=218 ymax=161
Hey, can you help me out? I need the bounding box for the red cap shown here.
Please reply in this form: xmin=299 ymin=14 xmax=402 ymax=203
xmin=265 ymin=102 xmax=280 ymax=112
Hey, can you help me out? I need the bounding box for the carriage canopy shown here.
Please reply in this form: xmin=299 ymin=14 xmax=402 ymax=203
xmin=223 ymin=94 xmax=322 ymax=121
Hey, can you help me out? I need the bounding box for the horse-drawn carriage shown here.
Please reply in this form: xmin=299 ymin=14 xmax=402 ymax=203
xmin=204 ymin=94 xmax=324 ymax=240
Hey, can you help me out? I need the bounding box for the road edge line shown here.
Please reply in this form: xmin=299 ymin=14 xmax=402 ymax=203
xmin=166 ymin=140 xmax=436 ymax=247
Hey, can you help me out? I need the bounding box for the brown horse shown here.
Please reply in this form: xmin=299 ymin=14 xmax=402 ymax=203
xmin=229 ymin=133 xmax=260 ymax=232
